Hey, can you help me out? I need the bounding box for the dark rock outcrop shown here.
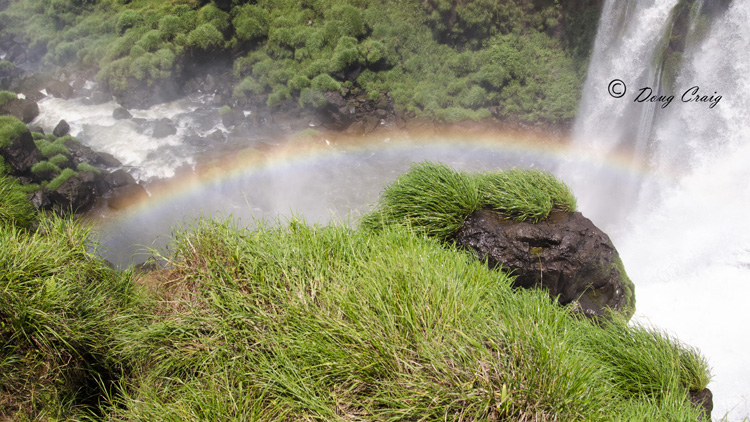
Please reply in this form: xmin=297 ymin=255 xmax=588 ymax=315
xmin=112 ymin=107 xmax=132 ymax=120
xmin=0 ymin=129 xmax=42 ymax=175
xmin=47 ymin=175 xmax=95 ymax=212
xmin=455 ymin=210 xmax=635 ymax=319
xmin=0 ymin=97 xmax=39 ymax=123
xmin=46 ymin=80 xmax=74 ymax=99
xmin=689 ymin=388 xmax=713 ymax=421
xmin=53 ymin=119 xmax=70 ymax=137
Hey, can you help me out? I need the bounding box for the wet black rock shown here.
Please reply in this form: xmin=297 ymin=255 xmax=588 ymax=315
xmin=48 ymin=175 xmax=95 ymax=212
xmin=94 ymin=151 xmax=122 ymax=168
xmin=104 ymin=168 xmax=137 ymax=189
xmin=112 ymin=107 xmax=132 ymax=120
xmin=46 ymin=80 xmax=75 ymax=99
xmin=208 ymin=129 xmax=226 ymax=143
xmin=221 ymin=108 xmax=245 ymax=128
xmin=0 ymin=97 xmax=39 ymax=123
xmin=53 ymin=119 xmax=70 ymax=137
xmin=689 ymin=388 xmax=713 ymax=421
xmin=28 ymin=189 xmax=51 ymax=210
xmin=455 ymin=210 xmax=635 ymax=319
xmin=0 ymin=129 xmax=42 ymax=175
xmin=152 ymin=118 xmax=177 ymax=138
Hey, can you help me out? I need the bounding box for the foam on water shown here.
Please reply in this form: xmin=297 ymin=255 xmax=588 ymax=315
xmin=33 ymin=93 xmax=222 ymax=181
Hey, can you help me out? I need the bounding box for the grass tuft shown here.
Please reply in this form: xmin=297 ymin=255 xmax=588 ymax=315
xmin=362 ymin=161 xmax=577 ymax=240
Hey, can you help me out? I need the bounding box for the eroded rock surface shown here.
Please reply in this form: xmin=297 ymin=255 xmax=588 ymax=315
xmin=455 ymin=209 xmax=635 ymax=318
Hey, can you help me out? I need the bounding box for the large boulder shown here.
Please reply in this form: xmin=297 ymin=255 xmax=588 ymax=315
xmin=47 ymin=176 xmax=95 ymax=212
xmin=455 ymin=209 xmax=635 ymax=319
xmin=0 ymin=129 xmax=42 ymax=175
xmin=0 ymin=97 xmax=39 ymax=123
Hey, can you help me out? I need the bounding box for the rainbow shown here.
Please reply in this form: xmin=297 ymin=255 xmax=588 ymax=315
xmin=91 ymin=127 xmax=661 ymax=232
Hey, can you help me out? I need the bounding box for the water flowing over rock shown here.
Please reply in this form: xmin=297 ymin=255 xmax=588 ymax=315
xmin=455 ymin=210 xmax=634 ymax=319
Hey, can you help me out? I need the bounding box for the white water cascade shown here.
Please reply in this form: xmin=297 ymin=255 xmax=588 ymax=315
xmin=567 ymin=0 xmax=750 ymax=420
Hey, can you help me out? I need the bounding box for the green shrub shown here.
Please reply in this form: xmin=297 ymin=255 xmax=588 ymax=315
xmin=233 ymin=4 xmax=269 ymax=41
xmin=266 ymin=84 xmax=291 ymax=107
xmin=0 ymin=90 xmax=18 ymax=107
xmin=158 ymin=14 xmax=186 ymax=40
xmin=197 ymin=3 xmax=230 ymax=32
xmin=115 ymin=10 xmax=141 ymax=34
xmin=186 ymin=23 xmax=225 ymax=50
xmin=328 ymin=4 xmax=366 ymax=37
xmin=310 ymin=73 xmax=342 ymax=93
xmin=298 ymin=87 xmax=327 ymax=109
xmin=136 ymin=29 xmax=164 ymax=52
xmin=232 ymin=76 xmax=264 ymax=98
xmin=287 ymin=74 xmax=310 ymax=91
xmin=330 ymin=36 xmax=361 ymax=72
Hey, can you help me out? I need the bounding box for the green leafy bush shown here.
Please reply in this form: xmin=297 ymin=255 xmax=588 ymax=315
xmin=186 ymin=23 xmax=225 ymax=50
xmin=0 ymin=90 xmax=18 ymax=107
xmin=233 ymin=4 xmax=269 ymax=42
xmin=298 ymin=87 xmax=327 ymax=109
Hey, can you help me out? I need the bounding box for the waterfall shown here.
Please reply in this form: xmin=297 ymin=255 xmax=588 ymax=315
xmin=568 ymin=0 xmax=750 ymax=419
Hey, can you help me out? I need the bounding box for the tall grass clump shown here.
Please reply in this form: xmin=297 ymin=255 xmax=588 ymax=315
xmin=362 ymin=161 xmax=577 ymax=240
xmin=0 ymin=173 xmax=35 ymax=229
xmin=100 ymin=216 xmax=709 ymax=421
xmin=0 ymin=207 xmax=139 ymax=419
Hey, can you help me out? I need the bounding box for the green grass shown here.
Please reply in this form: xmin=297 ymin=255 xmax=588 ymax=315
xmin=0 ymin=90 xmax=18 ymax=108
xmin=0 ymin=172 xmax=710 ymax=421
xmin=47 ymin=168 xmax=78 ymax=191
xmin=101 ymin=216 xmax=708 ymax=421
xmin=76 ymin=162 xmax=101 ymax=174
xmin=0 ymin=173 xmax=35 ymax=229
xmin=0 ymin=208 xmax=139 ymax=420
xmin=34 ymin=136 xmax=72 ymax=158
xmin=362 ymin=162 xmax=577 ymax=240
xmin=0 ymin=115 xmax=28 ymax=148
xmin=31 ymin=160 xmax=62 ymax=175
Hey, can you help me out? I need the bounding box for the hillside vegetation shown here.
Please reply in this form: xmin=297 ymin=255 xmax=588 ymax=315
xmin=0 ymin=0 xmax=602 ymax=126
xmin=0 ymin=166 xmax=711 ymax=421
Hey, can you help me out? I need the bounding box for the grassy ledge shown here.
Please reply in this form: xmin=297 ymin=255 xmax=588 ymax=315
xmin=361 ymin=161 xmax=577 ymax=240
xmin=0 ymin=171 xmax=710 ymax=421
